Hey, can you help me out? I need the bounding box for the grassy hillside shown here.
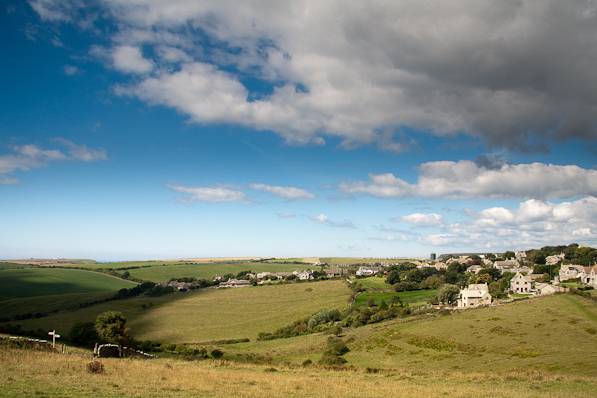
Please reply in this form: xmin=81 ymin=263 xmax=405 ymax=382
xmin=221 ymin=294 xmax=597 ymax=376
xmin=0 ymin=268 xmax=136 ymax=318
xmin=2 ymin=346 xmax=596 ymax=398
xmin=125 ymin=261 xmax=314 ymax=282
xmin=0 ymin=268 xmax=135 ymax=299
xmin=1 ymin=294 xmax=596 ymax=397
xmin=12 ymin=280 xmax=351 ymax=343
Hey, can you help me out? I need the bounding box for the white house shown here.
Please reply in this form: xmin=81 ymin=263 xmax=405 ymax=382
xmin=515 ymin=251 xmax=527 ymax=263
xmin=256 ymin=272 xmax=274 ymax=280
xmin=510 ymin=272 xmax=533 ymax=294
xmin=218 ymin=279 xmax=251 ymax=288
xmin=457 ymin=284 xmax=492 ymax=308
xmin=559 ymin=264 xmax=585 ymax=281
xmin=534 ymin=283 xmax=558 ymax=296
xmin=546 ymin=253 xmax=565 ymax=265
xmin=466 ymin=264 xmax=483 ymax=274
xmin=579 ymin=265 xmax=597 ymax=288
xmin=294 ymin=270 xmax=314 ymax=280
xmin=494 ymin=259 xmax=519 ymax=269
xmin=355 ymin=267 xmax=377 ymax=277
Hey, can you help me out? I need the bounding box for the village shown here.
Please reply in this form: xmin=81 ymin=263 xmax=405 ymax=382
xmin=159 ymin=249 xmax=597 ymax=311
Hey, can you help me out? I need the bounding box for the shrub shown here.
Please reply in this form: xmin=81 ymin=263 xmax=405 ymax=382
xmin=394 ymin=282 xmax=420 ymax=292
xmin=210 ymin=349 xmax=224 ymax=359
xmin=86 ymin=360 xmax=104 ymax=374
xmin=324 ymin=336 xmax=350 ymax=356
xmin=145 ymin=285 xmax=175 ymax=297
xmin=302 ymin=359 xmax=313 ymax=367
xmin=69 ymin=321 xmax=98 ymax=347
xmin=175 ymin=346 xmax=208 ymax=360
xmin=319 ymin=353 xmax=347 ymax=365
xmin=95 ymin=311 xmax=130 ymax=345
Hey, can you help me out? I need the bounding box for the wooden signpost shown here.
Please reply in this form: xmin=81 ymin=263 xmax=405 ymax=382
xmin=48 ymin=330 xmax=61 ymax=348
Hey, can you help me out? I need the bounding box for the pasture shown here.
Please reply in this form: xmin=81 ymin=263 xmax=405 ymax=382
xmin=124 ymin=261 xmax=314 ymax=282
xmin=354 ymin=289 xmax=437 ymax=307
xmin=11 ymin=280 xmax=351 ymax=343
xmin=352 ymin=276 xmax=437 ymax=307
xmin=0 ymin=267 xmax=136 ymax=319
xmin=222 ymin=294 xmax=597 ymax=376
xmin=2 ymin=294 xmax=597 ymax=398
xmin=2 ymin=346 xmax=596 ymax=398
xmin=0 ymin=268 xmax=135 ymax=300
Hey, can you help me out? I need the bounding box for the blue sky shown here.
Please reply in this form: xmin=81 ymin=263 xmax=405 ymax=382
xmin=1 ymin=1 xmax=596 ymax=260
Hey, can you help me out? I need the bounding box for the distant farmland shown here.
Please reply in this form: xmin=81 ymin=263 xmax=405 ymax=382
xmin=12 ymin=280 xmax=351 ymax=343
xmin=124 ymin=261 xmax=314 ymax=282
xmin=0 ymin=267 xmax=136 ymax=319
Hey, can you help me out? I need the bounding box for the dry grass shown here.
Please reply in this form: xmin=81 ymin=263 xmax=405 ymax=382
xmin=1 ymin=346 xmax=596 ymax=398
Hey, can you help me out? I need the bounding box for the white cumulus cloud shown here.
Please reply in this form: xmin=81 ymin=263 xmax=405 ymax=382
xmin=112 ymin=45 xmax=153 ymax=74
xmin=167 ymin=184 xmax=246 ymax=203
xmin=250 ymin=183 xmax=314 ymax=200
xmin=310 ymin=213 xmax=355 ymax=228
xmin=0 ymin=140 xmax=106 ymax=184
xmin=401 ymin=213 xmax=443 ymax=226
xmin=420 ymin=196 xmax=597 ymax=249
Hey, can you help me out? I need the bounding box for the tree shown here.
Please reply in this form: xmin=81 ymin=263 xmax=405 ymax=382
xmin=503 ymin=251 xmax=515 ymax=259
xmin=386 ymin=270 xmax=400 ymax=285
xmin=69 ymin=321 xmax=98 ymax=347
xmin=436 ymin=284 xmax=460 ymax=305
xmin=420 ymin=274 xmax=444 ymax=289
xmin=534 ymin=254 xmax=546 ymax=265
xmin=121 ymin=271 xmax=130 ymax=279
xmin=95 ymin=311 xmax=130 ymax=344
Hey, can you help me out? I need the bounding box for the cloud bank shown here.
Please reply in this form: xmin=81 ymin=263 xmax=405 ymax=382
xmin=29 ymin=0 xmax=597 ymax=150
xmin=418 ymin=197 xmax=597 ymax=249
xmin=167 ymin=184 xmax=246 ymax=203
xmin=0 ymin=140 xmax=106 ymax=184
xmin=341 ymin=161 xmax=597 ymax=199
xmin=250 ymin=183 xmax=314 ymax=200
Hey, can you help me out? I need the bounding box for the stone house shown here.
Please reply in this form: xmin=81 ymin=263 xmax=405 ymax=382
xmin=546 ymin=253 xmax=565 ymax=265
xmin=294 ymin=270 xmax=314 ymax=280
xmin=579 ymin=265 xmax=597 ymax=288
xmin=324 ymin=268 xmax=343 ymax=278
xmin=355 ymin=267 xmax=377 ymax=277
xmin=466 ymin=264 xmax=483 ymax=274
xmin=559 ymin=264 xmax=585 ymax=281
xmin=534 ymin=283 xmax=560 ymax=296
xmin=510 ymin=272 xmax=533 ymax=294
xmin=457 ymin=284 xmax=492 ymax=308
xmin=218 ymin=279 xmax=251 ymax=288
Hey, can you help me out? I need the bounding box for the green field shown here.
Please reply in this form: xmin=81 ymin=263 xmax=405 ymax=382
xmin=0 ymin=268 xmax=136 ymax=319
xmin=352 ymin=276 xmax=437 ymax=307
xmin=354 ymin=276 xmax=388 ymax=289
xmin=125 ymin=261 xmax=314 ymax=282
xmin=354 ymin=289 xmax=438 ymax=307
xmin=11 ymin=280 xmax=351 ymax=343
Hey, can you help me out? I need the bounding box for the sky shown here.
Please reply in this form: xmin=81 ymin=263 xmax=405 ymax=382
xmin=1 ymin=0 xmax=596 ymax=261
